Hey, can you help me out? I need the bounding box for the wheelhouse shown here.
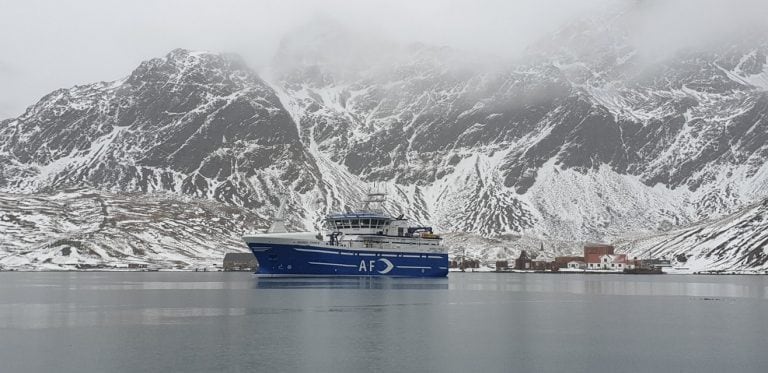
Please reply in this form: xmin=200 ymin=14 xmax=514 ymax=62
xmin=325 ymin=212 xmax=392 ymax=233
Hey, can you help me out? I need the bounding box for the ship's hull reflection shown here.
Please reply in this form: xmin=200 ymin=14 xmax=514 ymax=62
xmin=251 ymin=275 xmax=449 ymax=290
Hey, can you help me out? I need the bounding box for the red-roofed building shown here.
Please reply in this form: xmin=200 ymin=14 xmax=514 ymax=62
xmin=586 ymin=253 xmax=634 ymax=270
xmin=585 ymin=253 xmax=602 ymax=266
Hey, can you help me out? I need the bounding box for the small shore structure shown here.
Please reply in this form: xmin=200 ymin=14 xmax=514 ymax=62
xmin=583 ymin=243 xmax=636 ymax=270
xmin=515 ymin=250 xmax=533 ymax=270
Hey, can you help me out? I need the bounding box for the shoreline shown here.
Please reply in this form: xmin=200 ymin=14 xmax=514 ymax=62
xmin=2 ymin=269 xmax=765 ymax=275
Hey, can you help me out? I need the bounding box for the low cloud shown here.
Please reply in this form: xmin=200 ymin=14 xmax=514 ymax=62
xmin=1 ymin=0 xmax=766 ymax=117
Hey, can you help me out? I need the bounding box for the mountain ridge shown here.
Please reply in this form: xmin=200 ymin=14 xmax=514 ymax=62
xmin=2 ymin=11 xmax=768 ymax=271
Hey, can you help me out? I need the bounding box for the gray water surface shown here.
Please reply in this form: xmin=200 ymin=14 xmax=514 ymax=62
xmin=0 ymin=272 xmax=766 ymax=372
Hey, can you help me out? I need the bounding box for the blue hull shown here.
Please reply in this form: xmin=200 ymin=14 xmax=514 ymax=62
xmin=248 ymin=243 xmax=449 ymax=277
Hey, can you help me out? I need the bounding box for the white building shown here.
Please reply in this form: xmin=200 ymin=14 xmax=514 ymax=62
xmin=586 ymin=254 xmax=634 ymax=270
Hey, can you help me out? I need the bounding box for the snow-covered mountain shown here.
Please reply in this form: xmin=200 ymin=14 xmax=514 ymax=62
xmin=616 ymin=198 xmax=768 ymax=274
xmin=0 ymin=188 xmax=262 ymax=270
xmin=0 ymin=49 xmax=330 ymax=228
xmin=266 ymin=17 xmax=768 ymax=242
xmin=2 ymin=5 xmax=768 ymax=270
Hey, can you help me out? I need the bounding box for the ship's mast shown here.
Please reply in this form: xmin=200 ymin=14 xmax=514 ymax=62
xmin=267 ymin=193 xmax=288 ymax=233
xmin=362 ymin=183 xmax=387 ymax=212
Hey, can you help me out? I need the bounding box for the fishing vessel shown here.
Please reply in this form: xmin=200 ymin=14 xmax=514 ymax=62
xmin=242 ymin=192 xmax=449 ymax=277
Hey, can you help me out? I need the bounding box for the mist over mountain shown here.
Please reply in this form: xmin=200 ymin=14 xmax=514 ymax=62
xmin=1 ymin=1 xmax=768 ymax=271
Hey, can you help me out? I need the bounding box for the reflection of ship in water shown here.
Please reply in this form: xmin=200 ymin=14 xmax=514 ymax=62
xmin=251 ymin=277 xmax=449 ymax=290
xmin=243 ymin=191 xmax=449 ymax=277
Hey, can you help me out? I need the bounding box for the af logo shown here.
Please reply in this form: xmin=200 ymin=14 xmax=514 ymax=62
xmin=358 ymin=258 xmax=394 ymax=274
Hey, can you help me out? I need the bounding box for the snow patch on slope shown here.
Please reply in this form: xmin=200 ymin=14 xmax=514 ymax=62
xmin=522 ymin=158 xmax=697 ymax=240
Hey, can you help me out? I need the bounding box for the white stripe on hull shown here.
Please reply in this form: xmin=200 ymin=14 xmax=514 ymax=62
xmin=245 ymin=235 xmax=446 ymax=255
xmin=294 ymin=248 xmax=339 ymax=255
xmin=255 ymin=244 xmax=447 ymax=258
xmin=308 ymin=262 xmax=359 ymax=268
xmin=397 ymin=265 xmax=432 ymax=269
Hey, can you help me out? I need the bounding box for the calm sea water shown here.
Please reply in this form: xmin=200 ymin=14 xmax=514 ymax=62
xmin=0 ymin=272 xmax=766 ymax=373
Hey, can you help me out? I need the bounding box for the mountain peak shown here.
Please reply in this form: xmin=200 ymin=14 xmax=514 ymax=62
xmin=127 ymin=49 xmax=251 ymax=87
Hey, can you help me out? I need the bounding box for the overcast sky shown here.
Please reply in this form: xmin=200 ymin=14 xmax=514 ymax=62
xmin=1 ymin=0 xmax=766 ymax=119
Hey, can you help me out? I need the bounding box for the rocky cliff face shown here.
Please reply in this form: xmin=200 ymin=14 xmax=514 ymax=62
xmin=266 ymin=17 xmax=768 ymax=241
xmin=2 ymin=7 xmax=768 ymax=271
xmin=0 ymin=49 xmax=322 ymax=226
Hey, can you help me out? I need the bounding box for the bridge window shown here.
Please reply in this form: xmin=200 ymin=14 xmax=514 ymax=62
xmin=351 ymin=219 xmax=360 ymax=228
xmin=362 ymin=218 xmax=370 ymax=227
